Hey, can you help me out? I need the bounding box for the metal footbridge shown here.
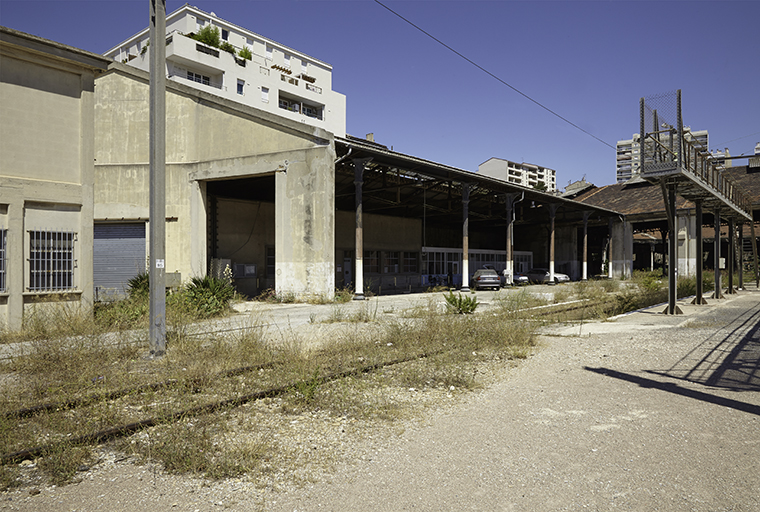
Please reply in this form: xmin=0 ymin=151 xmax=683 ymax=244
xmin=638 ymin=90 xmax=753 ymax=314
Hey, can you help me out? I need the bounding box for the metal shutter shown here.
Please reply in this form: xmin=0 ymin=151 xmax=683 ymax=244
xmin=94 ymin=223 xmax=146 ymax=300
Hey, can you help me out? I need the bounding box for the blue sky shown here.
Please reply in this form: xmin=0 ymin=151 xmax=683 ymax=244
xmin=2 ymin=0 xmax=758 ymax=188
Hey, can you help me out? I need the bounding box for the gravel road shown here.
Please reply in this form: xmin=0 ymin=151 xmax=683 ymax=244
xmin=3 ymin=289 xmax=759 ymax=511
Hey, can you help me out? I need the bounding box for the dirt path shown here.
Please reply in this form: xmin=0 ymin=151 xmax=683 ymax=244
xmin=3 ymin=291 xmax=759 ymax=511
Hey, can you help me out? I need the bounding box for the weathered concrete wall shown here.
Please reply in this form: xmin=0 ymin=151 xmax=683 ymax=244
xmin=94 ymin=66 xmax=335 ymax=297
xmin=334 ymin=211 xmax=421 ymax=251
xmin=1 ymin=31 xmax=103 ymax=330
xmin=275 ymin=146 xmax=335 ymax=297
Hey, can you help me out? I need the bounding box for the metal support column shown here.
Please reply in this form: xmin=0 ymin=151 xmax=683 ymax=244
xmin=582 ymin=211 xmax=591 ymax=281
xmin=352 ymin=158 xmax=371 ymax=300
xmin=664 ymin=183 xmax=682 ymax=314
xmin=504 ymin=193 xmax=521 ymax=286
xmin=461 ymin=183 xmax=471 ymax=292
xmin=713 ymin=208 xmax=724 ymax=299
xmin=752 ymin=220 xmax=759 ymax=288
xmin=692 ymin=200 xmax=707 ymax=304
xmin=738 ymin=221 xmax=744 ymax=290
xmin=726 ymin=218 xmax=736 ymax=294
xmin=607 ymin=217 xmax=613 ymax=279
xmin=548 ymin=204 xmax=560 ymax=285
xmin=148 ymin=0 xmax=167 ymax=357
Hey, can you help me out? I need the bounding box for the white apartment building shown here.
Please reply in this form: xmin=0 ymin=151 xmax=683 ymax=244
xmin=478 ymin=158 xmax=557 ymax=192
xmin=617 ymin=129 xmax=708 ymax=183
xmin=104 ymin=4 xmax=346 ymax=136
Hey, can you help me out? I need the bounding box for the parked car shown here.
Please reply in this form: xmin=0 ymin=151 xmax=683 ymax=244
xmin=499 ymin=270 xmax=529 ymax=286
xmin=513 ymin=272 xmax=530 ymax=285
xmin=525 ymin=268 xmax=570 ymax=284
xmin=472 ymin=268 xmax=501 ymax=290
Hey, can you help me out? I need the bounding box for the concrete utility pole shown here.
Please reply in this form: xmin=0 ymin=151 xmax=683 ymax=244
xmin=149 ymin=0 xmax=167 ymax=356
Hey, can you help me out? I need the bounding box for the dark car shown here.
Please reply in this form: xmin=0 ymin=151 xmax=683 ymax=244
xmin=472 ymin=268 xmax=501 ymax=290
xmin=526 ymin=268 xmax=570 ymax=284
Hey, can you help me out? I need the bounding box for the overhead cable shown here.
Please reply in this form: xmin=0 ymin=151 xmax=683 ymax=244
xmin=373 ymin=0 xmax=616 ymax=151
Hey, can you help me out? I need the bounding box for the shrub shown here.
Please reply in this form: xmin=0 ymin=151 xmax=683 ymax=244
xmin=191 ymin=25 xmax=220 ymax=48
xmin=443 ymin=291 xmax=479 ymax=314
xmin=219 ymin=41 xmax=235 ymax=54
xmin=184 ymin=275 xmax=235 ymax=318
xmin=238 ymin=46 xmax=252 ymax=60
xmin=127 ymin=271 xmax=150 ymax=299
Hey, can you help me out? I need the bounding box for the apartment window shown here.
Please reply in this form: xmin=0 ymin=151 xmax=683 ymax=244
xmin=266 ymin=45 xmax=272 ymax=60
xmin=237 ymin=79 xmax=244 ymax=95
xmin=221 ymin=29 xmax=229 ymax=41
xmin=364 ymin=250 xmax=379 ymax=273
xmin=301 ymin=59 xmax=308 ymax=73
xmin=187 ymin=71 xmax=210 ymax=86
xmin=261 ymin=87 xmax=269 ymax=102
xmin=284 ymin=54 xmax=291 ymax=68
xmin=0 ymin=229 xmax=6 ymax=292
xmin=28 ymin=230 xmax=76 ymax=292
xmin=384 ymin=251 xmax=399 ymax=273
xmin=403 ymin=252 xmax=418 ymax=273
xmin=197 ymin=18 xmax=206 ymax=28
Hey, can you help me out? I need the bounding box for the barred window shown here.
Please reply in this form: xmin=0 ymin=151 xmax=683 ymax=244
xmin=384 ymin=251 xmax=399 ymax=273
xmin=364 ymin=250 xmax=379 ymax=273
xmin=28 ymin=230 xmax=76 ymax=291
xmin=0 ymin=229 xmax=6 ymax=292
xmin=403 ymin=251 xmax=418 ymax=273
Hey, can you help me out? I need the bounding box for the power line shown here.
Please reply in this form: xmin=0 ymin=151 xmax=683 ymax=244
xmin=713 ymin=131 xmax=760 ymax=148
xmin=373 ymin=0 xmax=616 ymax=151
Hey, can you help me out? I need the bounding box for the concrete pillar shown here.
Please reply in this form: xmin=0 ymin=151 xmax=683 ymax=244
xmin=713 ymin=208 xmax=724 ymax=299
xmin=275 ymin=148 xmax=337 ymax=299
xmin=4 ymin=193 xmax=23 ymax=331
xmin=548 ymin=204 xmax=559 ymax=285
xmin=582 ymin=211 xmax=591 ymax=281
xmin=149 ymin=0 xmax=167 ymax=357
xmin=189 ymin=180 xmax=207 ymax=279
xmin=461 ymin=183 xmax=471 ymax=292
xmin=352 ymin=158 xmax=371 ymax=300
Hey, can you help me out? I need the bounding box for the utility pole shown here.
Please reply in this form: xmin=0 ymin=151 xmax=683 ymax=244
xmin=149 ymin=0 xmax=166 ymax=357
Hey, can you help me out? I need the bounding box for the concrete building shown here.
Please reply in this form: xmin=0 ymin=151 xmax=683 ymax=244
xmin=103 ymin=4 xmax=346 ymax=136
xmin=93 ymin=62 xmax=336 ymax=299
xmin=0 ymin=27 xmax=110 ymax=330
xmin=616 ymin=129 xmax=708 ymax=183
xmin=478 ymin=158 xmax=557 ymax=192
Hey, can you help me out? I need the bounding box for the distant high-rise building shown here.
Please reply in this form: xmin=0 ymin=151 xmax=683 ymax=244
xmin=616 ymin=128 xmax=708 ymax=183
xmin=478 ymin=158 xmax=557 ymax=192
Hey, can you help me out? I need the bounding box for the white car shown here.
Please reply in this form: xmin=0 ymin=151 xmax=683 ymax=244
xmin=526 ymin=268 xmax=570 ymax=284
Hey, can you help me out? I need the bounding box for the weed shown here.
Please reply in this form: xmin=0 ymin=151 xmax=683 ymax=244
xmin=38 ymin=444 xmax=93 ymax=486
xmin=443 ymin=292 xmax=479 ymax=314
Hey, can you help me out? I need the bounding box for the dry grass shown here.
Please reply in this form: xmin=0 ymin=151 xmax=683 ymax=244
xmin=0 ymin=297 xmax=540 ymax=490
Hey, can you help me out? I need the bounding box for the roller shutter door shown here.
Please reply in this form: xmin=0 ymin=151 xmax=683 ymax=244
xmin=94 ymin=223 xmax=146 ymax=300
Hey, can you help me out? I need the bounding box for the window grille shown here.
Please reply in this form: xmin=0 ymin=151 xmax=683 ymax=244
xmin=364 ymin=250 xmax=379 ymax=274
xmin=28 ymin=230 xmax=76 ymax=291
xmin=0 ymin=229 xmax=6 ymax=292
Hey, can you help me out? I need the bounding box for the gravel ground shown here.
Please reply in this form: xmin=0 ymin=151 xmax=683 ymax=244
xmin=2 ymin=289 xmax=759 ymax=511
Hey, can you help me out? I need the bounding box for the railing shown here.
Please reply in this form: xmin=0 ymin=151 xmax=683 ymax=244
xmin=168 ymin=71 xmax=225 ymax=91
xmin=642 ymin=131 xmax=752 ymax=215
